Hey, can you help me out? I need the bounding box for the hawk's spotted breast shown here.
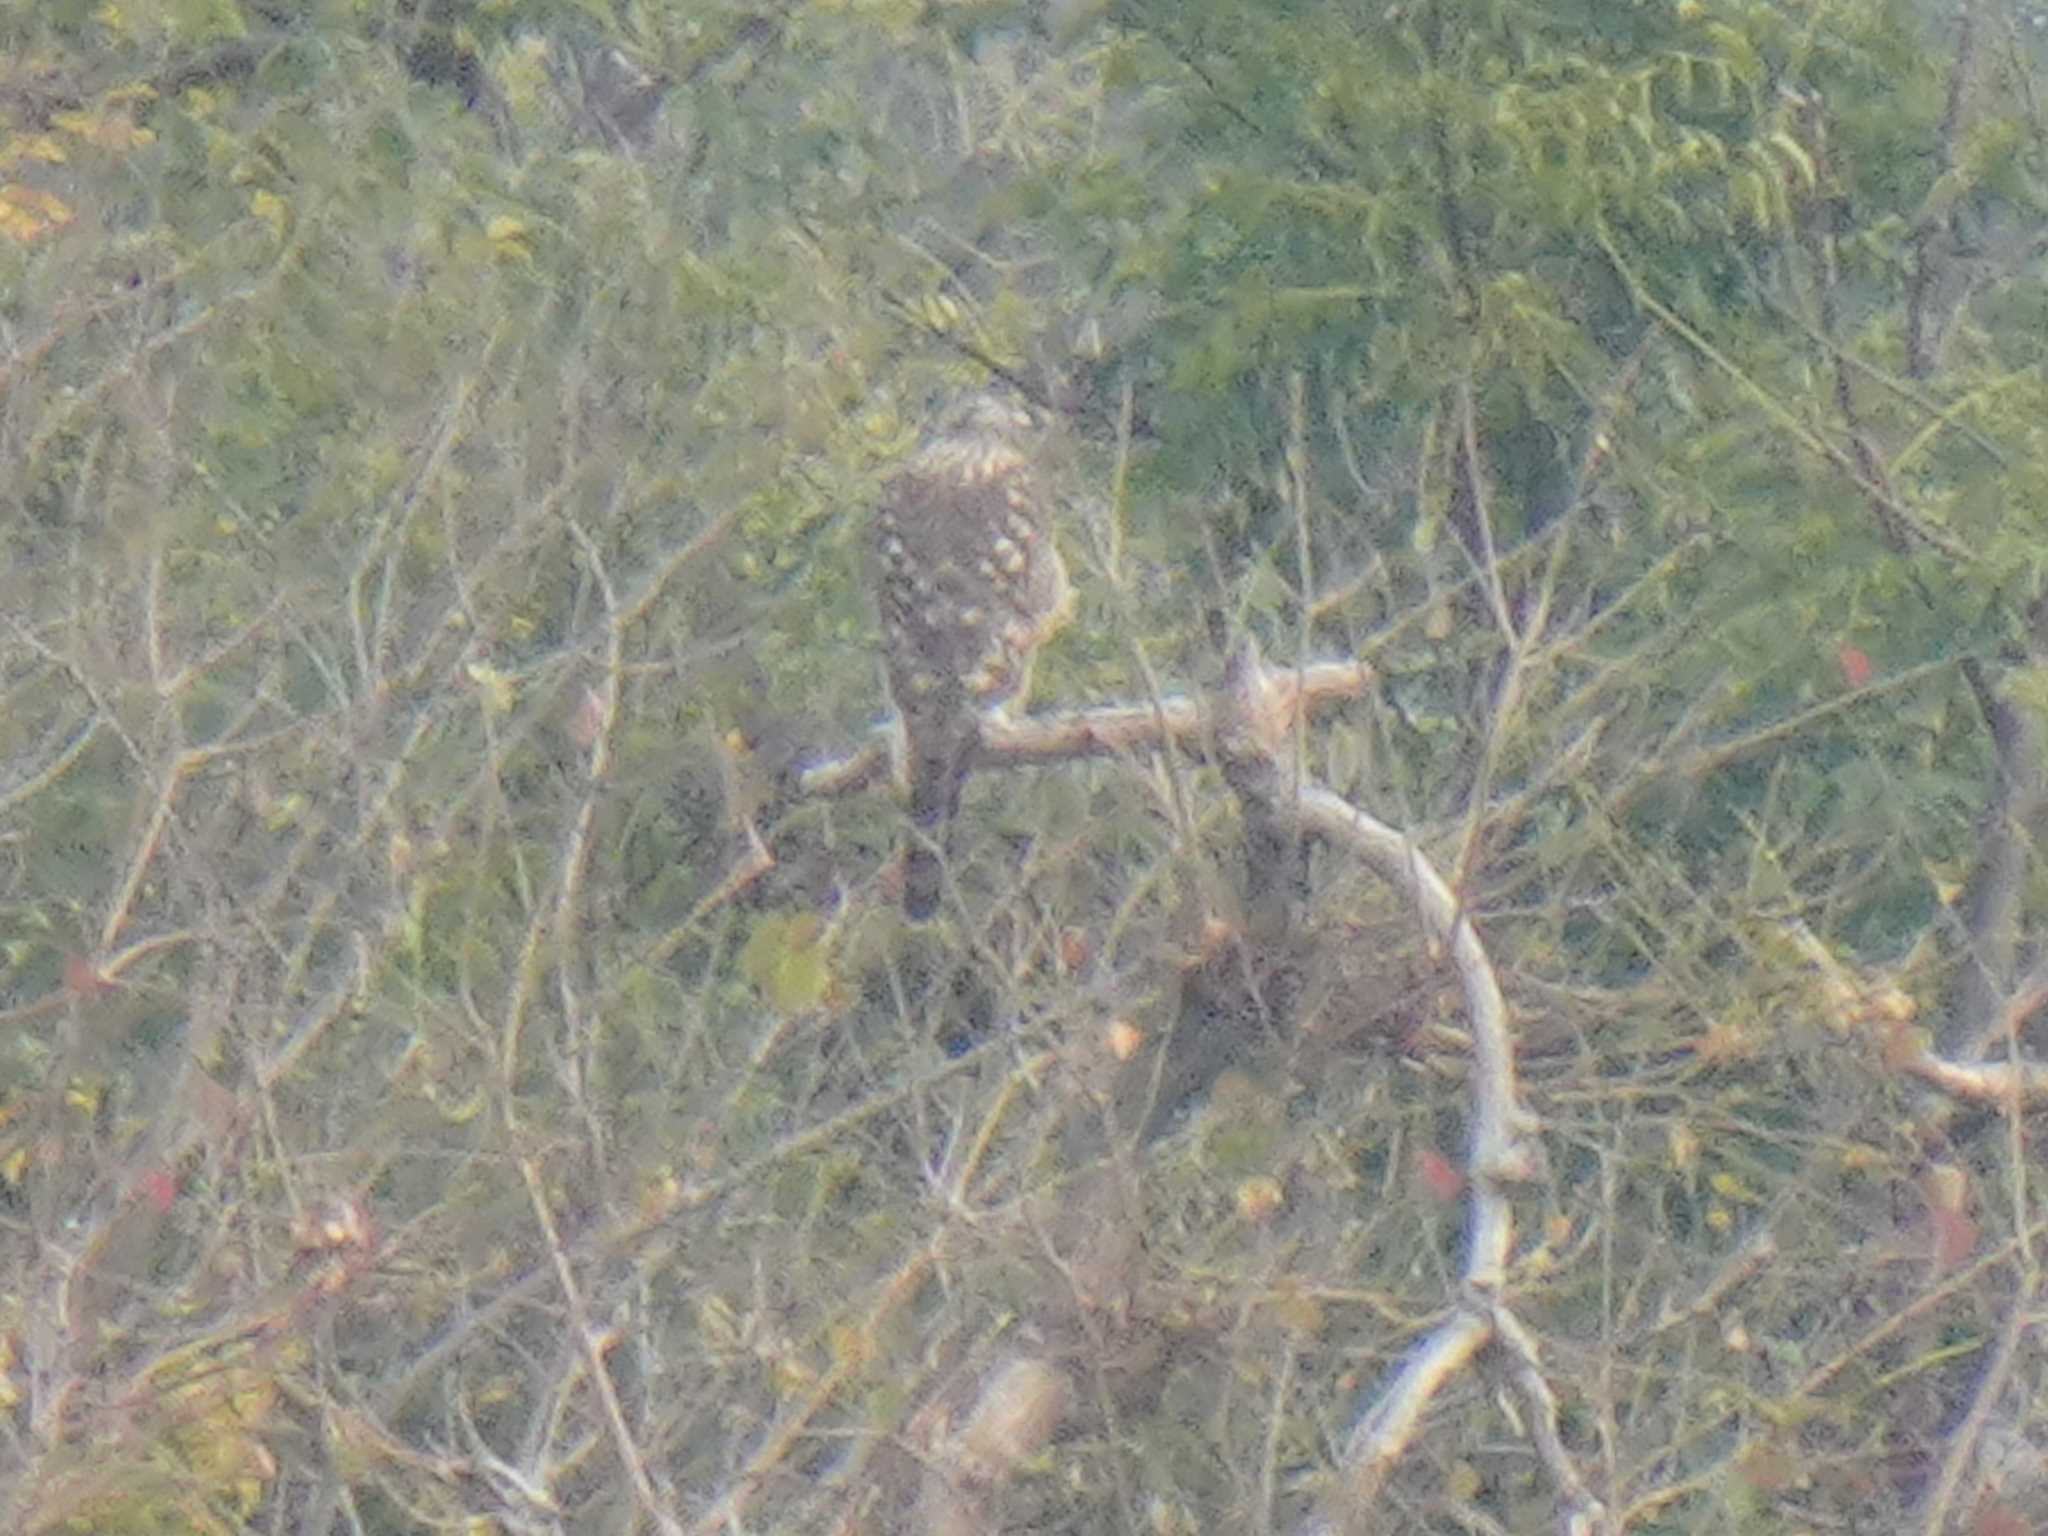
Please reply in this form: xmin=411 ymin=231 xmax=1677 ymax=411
xmin=872 ymin=395 xmax=1073 ymax=921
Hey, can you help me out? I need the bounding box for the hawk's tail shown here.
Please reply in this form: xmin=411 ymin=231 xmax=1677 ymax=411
xmin=902 ymin=731 xmax=972 ymax=922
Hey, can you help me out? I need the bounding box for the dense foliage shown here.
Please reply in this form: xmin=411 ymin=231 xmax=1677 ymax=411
xmin=3 ymin=1 xmax=2047 ymax=1532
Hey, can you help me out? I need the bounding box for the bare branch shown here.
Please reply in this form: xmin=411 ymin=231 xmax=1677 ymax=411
xmin=797 ymin=659 xmax=1376 ymax=801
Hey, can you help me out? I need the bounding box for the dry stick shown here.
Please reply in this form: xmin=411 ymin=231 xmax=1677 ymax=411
xmin=1301 ymin=1311 xmax=1495 ymax=1536
xmin=96 ymin=761 xmax=182 ymax=956
xmin=427 ymin=500 xmax=677 ymax=1528
xmin=796 ymin=659 xmax=1377 ymax=804
xmin=1963 ymin=959 xmax=2048 ymax=1075
xmin=1646 ymin=1228 xmax=1780 ymax=1338
xmin=1294 ymin=777 xmax=1539 ymax=1192
xmin=0 ymin=925 xmax=199 ymax=1035
xmin=1190 ymin=642 xmax=1572 ymax=1533
xmin=1261 ymin=1343 xmax=1299 ymax=1536
xmin=1905 ymin=0 xmax=1979 ymax=381
xmin=93 ymin=665 xmax=273 ymax=957
xmin=1887 ymin=13 xmax=2041 ymax=1065
xmin=1293 ymin=770 xmax=1572 ymax=1532
xmin=483 ymin=520 xmax=673 ymax=1534
xmin=5 ymin=471 xmax=139 ymax=765
xmin=158 ymin=587 xmax=299 ymax=702
xmin=1288 ymin=368 xmax=1315 ymax=868
xmin=493 ymin=511 xmax=634 ymax=1105
xmin=2001 ymin=966 xmax=2035 ymax=1275
xmin=517 ymin=1154 xmax=681 ymax=1536
xmin=949 ymin=1048 xmax=1061 ymax=1205
xmin=549 ymin=503 xmax=769 ymax=982
xmin=1490 ymin=1301 xmax=1606 ymax=1536
xmin=1801 ymin=1225 xmax=2044 ymax=1405
xmin=1450 ymin=378 xmax=1516 ymax=642
xmin=1784 ymin=922 xmax=2048 ymax=1108
xmin=354 ymin=330 xmax=509 ymax=691
xmin=1449 ymin=607 xmax=1529 ymax=914
xmin=688 ymin=1245 xmax=942 ymax=1536
xmin=1901 ymin=1048 xmax=2048 ymax=1106
xmin=1106 ymin=404 xmax=1205 ymax=857
xmin=1620 ymin=654 xmax=1957 ymax=797
xmin=1914 ymin=1270 xmax=2039 ymax=1536
xmin=0 ymin=713 xmax=101 ymax=816
xmin=557 ymin=515 xmax=632 ymax=1147
xmin=1451 ymin=336 xmax=1641 ymax=901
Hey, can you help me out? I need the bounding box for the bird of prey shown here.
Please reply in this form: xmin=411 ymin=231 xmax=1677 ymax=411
xmin=871 ymin=393 xmax=1073 ymax=921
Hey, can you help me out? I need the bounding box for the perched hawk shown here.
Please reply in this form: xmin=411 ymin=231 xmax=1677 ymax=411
xmin=871 ymin=394 xmax=1073 ymax=921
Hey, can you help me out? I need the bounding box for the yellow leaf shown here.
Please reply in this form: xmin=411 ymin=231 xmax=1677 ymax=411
xmin=638 ymin=1167 xmax=683 ymax=1221
xmin=0 ymin=183 xmax=74 ymax=243
xmin=51 ymin=107 xmax=154 ymax=151
xmin=486 ymin=215 xmax=532 ymax=260
xmin=1708 ymin=1170 xmax=1761 ymax=1204
xmin=465 ymin=661 xmax=518 ymax=714
xmin=8 ymin=135 xmax=67 ymax=165
xmin=1767 ymin=130 xmax=1817 ymax=190
xmin=262 ymin=791 xmax=307 ymax=831
xmin=249 ymin=188 xmax=288 ymax=237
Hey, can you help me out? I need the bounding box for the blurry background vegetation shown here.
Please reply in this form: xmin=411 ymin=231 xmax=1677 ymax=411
xmin=4 ymin=0 xmax=2048 ymax=1531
